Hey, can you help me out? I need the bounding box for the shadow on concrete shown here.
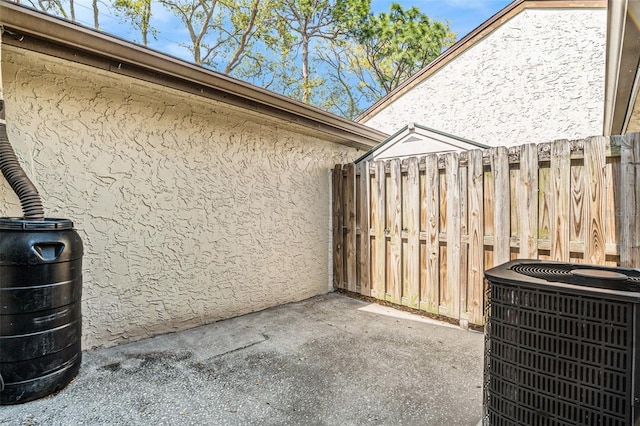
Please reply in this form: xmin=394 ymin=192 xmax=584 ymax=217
xmin=1 ymin=293 xmax=485 ymax=426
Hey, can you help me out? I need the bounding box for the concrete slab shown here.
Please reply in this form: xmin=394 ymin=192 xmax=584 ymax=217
xmin=0 ymin=293 xmax=485 ymax=425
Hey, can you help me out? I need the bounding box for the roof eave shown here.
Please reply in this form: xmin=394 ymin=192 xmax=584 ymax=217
xmin=0 ymin=1 xmax=387 ymax=150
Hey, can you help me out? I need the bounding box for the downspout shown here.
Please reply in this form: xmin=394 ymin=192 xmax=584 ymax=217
xmin=603 ymin=0 xmax=627 ymax=136
xmin=0 ymin=27 xmax=45 ymax=220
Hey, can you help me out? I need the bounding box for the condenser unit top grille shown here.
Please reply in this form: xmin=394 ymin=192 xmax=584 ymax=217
xmin=500 ymin=261 xmax=640 ymax=293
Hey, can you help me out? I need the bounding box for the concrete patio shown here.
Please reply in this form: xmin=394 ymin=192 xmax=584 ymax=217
xmin=1 ymin=293 xmax=485 ymax=425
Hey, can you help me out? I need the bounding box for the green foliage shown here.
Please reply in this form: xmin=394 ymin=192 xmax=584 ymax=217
xmin=351 ymin=3 xmax=456 ymax=94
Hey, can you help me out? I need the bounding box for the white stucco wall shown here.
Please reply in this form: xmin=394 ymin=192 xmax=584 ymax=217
xmin=0 ymin=47 xmax=361 ymax=349
xmin=363 ymin=8 xmax=607 ymax=147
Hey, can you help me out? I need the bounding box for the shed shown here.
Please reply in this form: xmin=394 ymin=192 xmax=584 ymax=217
xmin=355 ymin=123 xmax=489 ymax=163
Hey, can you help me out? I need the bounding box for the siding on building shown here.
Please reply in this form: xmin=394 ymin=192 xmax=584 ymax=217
xmin=363 ymin=8 xmax=607 ymax=147
xmin=1 ymin=46 xmax=362 ymax=349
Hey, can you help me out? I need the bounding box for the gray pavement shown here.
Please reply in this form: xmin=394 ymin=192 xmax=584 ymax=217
xmin=0 ymin=293 xmax=485 ymax=426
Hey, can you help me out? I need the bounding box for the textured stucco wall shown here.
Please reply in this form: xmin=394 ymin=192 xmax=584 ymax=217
xmin=363 ymin=8 xmax=607 ymax=146
xmin=0 ymin=47 xmax=361 ymax=349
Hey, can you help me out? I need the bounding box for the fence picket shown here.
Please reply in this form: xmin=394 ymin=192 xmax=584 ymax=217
xmin=585 ymin=136 xmax=606 ymax=264
xmin=358 ymin=161 xmax=371 ymax=296
xmin=344 ymin=163 xmax=357 ymax=292
xmin=445 ymin=153 xmax=461 ymax=320
xmin=388 ymin=159 xmax=402 ymax=304
xmin=550 ymin=141 xmax=570 ymax=261
xmin=373 ymin=161 xmax=386 ymax=298
xmin=467 ymin=150 xmax=484 ymax=325
xmin=518 ymin=144 xmax=538 ymax=259
xmin=405 ymin=157 xmax=420 ymax=308
xmin=492 ymin=147 xmax=510 ymax=265
xmin=422 ymin=154 xmax=440 ymax=314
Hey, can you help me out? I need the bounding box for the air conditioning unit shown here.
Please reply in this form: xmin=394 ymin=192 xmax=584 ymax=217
xmin=483 ymin=260 xmax=640 ymax=426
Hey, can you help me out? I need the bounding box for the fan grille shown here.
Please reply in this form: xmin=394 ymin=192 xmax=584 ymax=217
xmin=510 ymin=263 xmax=640 ymax=291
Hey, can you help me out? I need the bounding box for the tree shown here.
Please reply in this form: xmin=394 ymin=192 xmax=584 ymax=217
xmin=114 ymin=0 xmax=154 ymax=45
xmin=313 ymin=38 xmax=372 ymax=118
xmin=158 ymin=0 xmax=220 ymax=66
xmin=351 ymin=3 xmax=456 ymax=96
xmin=159 ymin=0 xmax=275 ymax=76
xmin=220 ymin=0 xmax=276 ymax=76
xmin=271 ymin=0 xmax=367 ymax=104
xmin=272 ymin=0 xmax=333 ymax=103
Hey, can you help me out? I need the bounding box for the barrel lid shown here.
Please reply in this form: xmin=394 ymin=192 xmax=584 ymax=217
xmin=0 ymin=218 xmax=74 ymax=230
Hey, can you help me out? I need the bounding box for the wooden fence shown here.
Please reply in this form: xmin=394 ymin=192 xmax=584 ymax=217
xmin=332 ymin=134 xmax=640 ymax=327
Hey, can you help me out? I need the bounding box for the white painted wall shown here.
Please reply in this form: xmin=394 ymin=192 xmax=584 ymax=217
xmin=363 ymin=8 xmax=607 ymax=147
xmin=0 ymin=47 xmax=362 ymax=349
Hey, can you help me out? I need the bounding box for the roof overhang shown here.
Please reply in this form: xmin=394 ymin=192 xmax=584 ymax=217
xmin=604 ymin=0 xmax=640 ymax=135
xmin=0 ymin=1 xmax=387 ymax=150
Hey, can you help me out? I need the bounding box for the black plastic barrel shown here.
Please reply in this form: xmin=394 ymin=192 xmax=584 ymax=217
xmin=0 ymin=218 xmax=83 ymax=404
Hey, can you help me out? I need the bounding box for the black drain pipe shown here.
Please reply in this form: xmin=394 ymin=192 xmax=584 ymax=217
xmin=0 ymin=29 xmax=44 ymax=220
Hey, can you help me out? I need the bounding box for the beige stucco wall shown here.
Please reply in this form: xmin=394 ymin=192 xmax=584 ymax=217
xmin=0 ymin=46 xmax=361 ymax=349
xmin=363 ymin=8 xmax=607 ymax=147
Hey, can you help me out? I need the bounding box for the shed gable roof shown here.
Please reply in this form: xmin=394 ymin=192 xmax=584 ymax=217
xmin=355 ymin=123 xmax=489 ymax=163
